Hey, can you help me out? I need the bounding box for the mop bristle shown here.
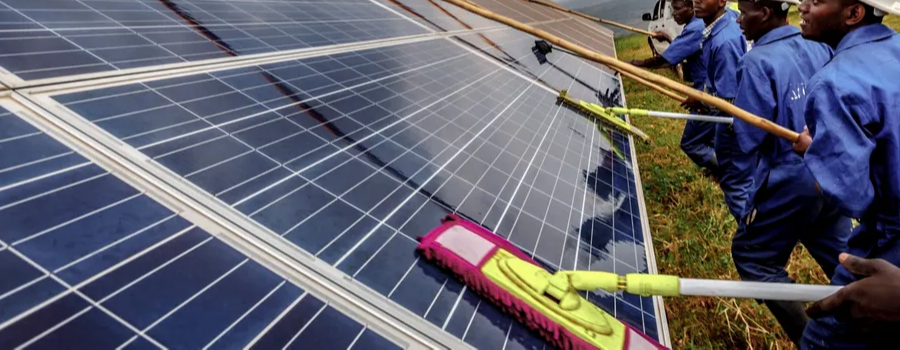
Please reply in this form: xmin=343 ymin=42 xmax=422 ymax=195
xmin=417 ymin=215 xmax=594 ymax=350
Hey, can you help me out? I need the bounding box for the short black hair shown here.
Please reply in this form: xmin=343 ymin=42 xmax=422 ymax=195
xmin=758 ymin=0 xmax=791 ymax=18
xmin=671 ymin=0 xmax=691 ymax=5
xmin=861 ymin=3 xmax=886 ymax=24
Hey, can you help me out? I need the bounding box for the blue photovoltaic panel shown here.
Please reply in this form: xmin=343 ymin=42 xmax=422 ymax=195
xmin=376 ymin=0 xmax=567 ymax=33
xmin=373 ymin=0 xmax=500 ymax=32
xmin=51 ymin=30 xmax=660 ymax=348
xmin=0 ymin=0 xmax=427 ymax=80
xmin=0 ymin=106 xmax=400 ymax=349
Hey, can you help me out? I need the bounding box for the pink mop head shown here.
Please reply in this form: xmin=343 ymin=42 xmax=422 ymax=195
xmin=417 ymin=214 xmax=666 ymax=350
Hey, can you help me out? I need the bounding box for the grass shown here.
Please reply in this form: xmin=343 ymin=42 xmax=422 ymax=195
xmin=615 ymin=11 xmax=900 ymax=349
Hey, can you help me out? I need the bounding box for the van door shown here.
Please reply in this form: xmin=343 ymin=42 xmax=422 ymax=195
xmin=643 ymin=0 xmax=682 ymax=56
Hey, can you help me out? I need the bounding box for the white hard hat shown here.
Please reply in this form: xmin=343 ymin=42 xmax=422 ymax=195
xmin=732 ymin=0 xmax=801 ymax=11
xmin=858 ymin=0 xmax=900 ymax=16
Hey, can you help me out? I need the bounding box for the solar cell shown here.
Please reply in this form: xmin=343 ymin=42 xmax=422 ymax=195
xmin=0 ymin=105 xmax=402 ymax=349
xmin=46 ymin=32 xmax=659 ymax=347
xmin=0 ymin=0 xmax=428 ymax=80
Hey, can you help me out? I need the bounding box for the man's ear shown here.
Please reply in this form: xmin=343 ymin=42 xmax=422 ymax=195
xmin=845 ymin=3 xmax=867 ymax=26
xmin=719 ymin=0 xmax=728 ymax=9
xmin=761 ymin=6 xmax=773 ymax=22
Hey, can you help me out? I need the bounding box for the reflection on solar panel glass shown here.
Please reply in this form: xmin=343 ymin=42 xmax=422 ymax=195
xmin=0 ymin=0 xmax=665 ymax=348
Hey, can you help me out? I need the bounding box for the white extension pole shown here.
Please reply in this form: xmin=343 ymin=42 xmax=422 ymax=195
xmin=607 ymin=107 xmax=733 ymax=124
xmin=679 ymin=278 xmax=842 ymax=302
xmin=645 ymin=110 xmax=733 ymax=124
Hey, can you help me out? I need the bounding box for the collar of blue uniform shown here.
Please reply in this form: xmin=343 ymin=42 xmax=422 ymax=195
xmin=700 ymin=11 xmax=728 ymax=49
xmin=835 ymin=23 xmax=897 ymax=55
xmin=753 ymin=25 xmax=800 ymax=47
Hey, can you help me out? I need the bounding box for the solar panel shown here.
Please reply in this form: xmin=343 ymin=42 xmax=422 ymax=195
xmin=0 ymin=0 xmax=428 ymax=80
xmin=373 ymin=0 xmax=501 ymax=32
xmin=42 ymin=31 xmax=660 ymax=346
xmin=0 ymin=0 xmax=670 ymax=347
xmin=0 ymin=105 xmax=402 ymax=349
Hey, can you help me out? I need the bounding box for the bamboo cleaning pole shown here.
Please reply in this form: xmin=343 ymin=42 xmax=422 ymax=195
xmin=522 ymin=0 xmax=656 ymax=36
xmin=443 ymin=0 xmax=800 ymax=142
xmin=614 ymin=69 xmax=687 ymax=103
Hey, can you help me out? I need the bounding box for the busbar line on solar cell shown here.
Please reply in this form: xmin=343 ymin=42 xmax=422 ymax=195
xmin=0 ymin=130 xmax=42 ymax=144
xmin=0 ymin=151 xmax=75 ymax=175
xmin=15 ymin=304 xmax=94 ymax=350
xmin=52 ymin=213 xmax=180 ymax=274
xmin=0 ymin=244 xmax=167 ymax=348
xmin=367 ymin=0 xmax=440 ymax=33
xmin=243 ymin=292 xmax=307 ymax=350
xmin=330 ymin=65 xmax=551 ymax=269
xmin=282 ymin=301 xmax=328 ymax=349
xmin=478 ymin=0 xmax=548 ymax=23
xmin=459 ymin=299 xmax=483 ymax=340
xmin=8 ymin=191 xmax=142 ymax=246
xmin=568 ymin=76 xmax=594 ymax=270
xmin=346 ymin=326 xmax=368 ymax=350
xmin=201 ymin=280 xmax=286 ymax=350
xmin=140 ymin=259 xmax=251 ymax=334
xmin=0 ymin=172 xmax=109 ymax=212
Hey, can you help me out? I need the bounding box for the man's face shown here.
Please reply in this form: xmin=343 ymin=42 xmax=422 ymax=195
xmin=673 ymin=1 xmax=694 ymax=25
xmin=736 ymin=1 xmax=768 ymax=41
xmin=799 ymin=0 xmax=850 ymax=42
xmin=693 ymin=0 xmax=727 ymax=19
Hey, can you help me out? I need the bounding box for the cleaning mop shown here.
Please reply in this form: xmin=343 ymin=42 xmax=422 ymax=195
xmin=417 ymin=215 xmax=667 ymax=350
xmin=417 ymin=215 xmax=842 ymax=349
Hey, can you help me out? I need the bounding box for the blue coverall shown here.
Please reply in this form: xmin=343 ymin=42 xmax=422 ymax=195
xmin=661 ymin=17 xmax=716 ymax=172
xmin=700 ymin=12 xmax=752 ymax=221
xmin=731 ymin=25 xmax=850 ymax=284
xmin=799 ymin=24 xmax=900 ymax=349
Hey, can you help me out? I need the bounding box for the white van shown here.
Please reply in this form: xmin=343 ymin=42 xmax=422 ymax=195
xmin=641 ymin=0 xmax=682 ymax=57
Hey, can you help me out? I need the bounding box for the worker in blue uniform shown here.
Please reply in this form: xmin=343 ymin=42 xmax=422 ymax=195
xmin=630 ymin=0 xmax=719 ymax=175
xmin=791 ymin=0 xmax=900 ymax=347
xmin=730 ymin=0 xmax=850 ymax=345
xmin=686 ymin=0 xmax=751 ymax=221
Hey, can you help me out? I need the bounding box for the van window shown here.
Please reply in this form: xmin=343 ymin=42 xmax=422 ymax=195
xmin=652 ymin=0 xmax=664 ymax=20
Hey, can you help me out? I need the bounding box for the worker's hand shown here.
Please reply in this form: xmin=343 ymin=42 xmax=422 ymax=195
xmin=792 ymin=126 xmax=812 ymax=154
xmin=680 ymin=96 xmax=707 ymax=114
xmin=806 ymin=253 xmax=900 ymax=322
xmin=652 ymin=31 xmax=672 ymax=42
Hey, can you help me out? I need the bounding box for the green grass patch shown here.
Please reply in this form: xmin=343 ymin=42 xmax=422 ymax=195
xmin=616 ymin=15 xmax=899 ymax=348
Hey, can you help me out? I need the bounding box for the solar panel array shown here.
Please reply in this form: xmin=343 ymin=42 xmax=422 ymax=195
xmin=0 ymin=0 xmax=669 ymax=348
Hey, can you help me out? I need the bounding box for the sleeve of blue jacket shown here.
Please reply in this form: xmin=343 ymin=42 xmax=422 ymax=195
xmin=733 ymin=59 xmax=775 ymax=155
xmin=710 ymin=40 xmax=744 ymax=100
xmin=803 ymin=79 xmax=877 ymax=218
xmin=661 ymin=22 xmax=702 ymax=65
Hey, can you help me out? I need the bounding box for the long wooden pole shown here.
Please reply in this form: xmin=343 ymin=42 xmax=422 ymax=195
xmin=443 ymin=0 xmax=800 ymax=142
xmin=522 ymin=0 xmax=656 ymax=36
xmin=615 ymin=68 xmax=687 ymax=103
